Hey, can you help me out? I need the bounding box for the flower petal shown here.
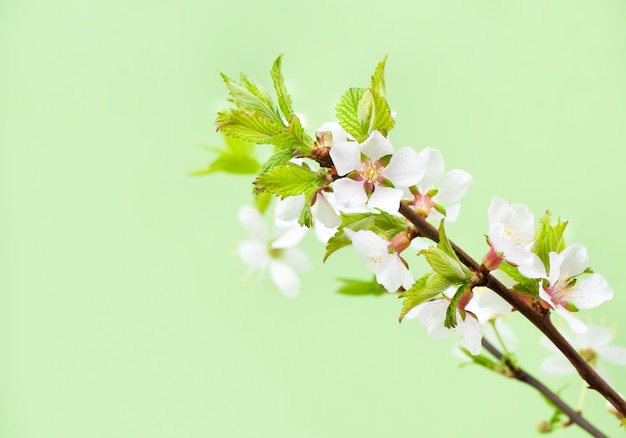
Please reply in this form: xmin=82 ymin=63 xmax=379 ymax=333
xmin=311 ymin=192 xmax=341 ymax=228
xmin=436 ymin=169 xmax=473 ymax=204
xmin=457 ymin=314 xmax=483 ymax=355
xmin=238 ymin=240 xmax=270 ymax=269
xmin=280 ymin=248 xmax=311 ymax=273
xmin=330 ymin=140 xmax=361 ymax=176
xmin=367 ymin=185 xmax=403 ymax=214
xmin=416 ymin=148 xmax=445 ymax=191
xmin=271 ymin=222 xmax=307 ymax=249
xmin=317 ymin=121 xmax=352 ymax=143
xmin=571 ymin=274 xmax=613 ymax=309
xmin=237 ymin=205 xmax=269 ymax=242
xmin=376 ymin=254 xmax=413 ymax=292
xmin=269 ymin=261 xmax=300 ymax=298
xmin=383 ymin=147 xmax=425 ymax=187
xmin=541 ymin=353 xmax=574 ymax=376
xmin=359 ymin=130 xmax=393 ymax=161
xmin=555 ymin=306 xmax=588 ymax=333
xmin=345 ymin=229 xmax=388 ymax=259
xmin=559 ymin=244 xmax=589 ymax=278
xmin=275 ymin=195 xmax=305 ymax=222
xmin=333 ymin=178 xmax=367 ymax=209
xmin=598 ymin=346 xmax=626 ymax=365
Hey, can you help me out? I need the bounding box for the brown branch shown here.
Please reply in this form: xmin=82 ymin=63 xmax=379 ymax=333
xmin=481 ymin=338 xmax=606 ymax=437
xmin=398 ymin=203 xmax=626 ymax=425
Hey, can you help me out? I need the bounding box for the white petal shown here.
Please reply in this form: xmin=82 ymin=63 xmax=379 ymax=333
xmin=541 ymin=354 xmax=574 ymax=376
xmin=275 ymin=195 xmax=305 ymax=222
xmin=548 ymin=251 xmax=564 ymax=286
xmin=559 ymin=244 xmax=589 ymax=278
xmin=439 ymin=203 xmax=461 ymax=222
xmin=598 ymin=346 xmax=626 ymax=365
xmin=435 ymin=169 xmax=473 ymax=204
xmin=345 ymin=229 xmax=389 ymax=260
xmin=237 ymin=205 xmax=269 ymax=241
xmin=376 ymin=255 xmax=413 ymax=292
xmin=313 ymin=221 xmax=337 ymax=244
xmin=457 ymin=314 xmax=483 ymax=356
xmin=408 ymin=300 xmax=451 ymax=340
xmin=517 ymin=253 xmax=547 ymax=279
xmin=280 ymin=248 xmax=311 ymax=273
xmin=330 ymin=141 xmax=361 ymax=176
xmin=571 ymin=274 xmax=613 ymax=309
xmin=555 ymin=307 xmax=588 ymax=334
xmin=238 ymin=240 xmax=270 ymax=269
xmin=269 ymin=261 xmax=300 ymax=298
xmin=271 ymin=223 xmax=307 ymax=249
xmin=416 ymin=148 xmax=445 ymax=191
xmin=359 ymin=130 xmax=393 ymax=161
xmin=367 ymin=186 xmax=403 ymax=214
xmin=333 ymin=178 xmax=367 ymax=209
xmin=383 ymin=147 xmax=425 ymax=187
xmin=311 ymin=192 xmax=341 ymax=228
xmin=575 ymin=325 xmax=613 ymax=349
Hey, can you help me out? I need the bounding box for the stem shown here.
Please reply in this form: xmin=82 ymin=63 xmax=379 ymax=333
xmin=482 ymin=338 xmax=606 ymax=438
xmin=490 ymin=319 xmax=512 ymax=360
xmin=398 ymin=203 xmax=626 ymax=419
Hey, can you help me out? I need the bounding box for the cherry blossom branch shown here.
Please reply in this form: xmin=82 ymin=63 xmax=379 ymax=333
xmin=398 ymin=203 xmax=626 ymax=420
xmin=481 ymin=338 xmax=606 ymax=437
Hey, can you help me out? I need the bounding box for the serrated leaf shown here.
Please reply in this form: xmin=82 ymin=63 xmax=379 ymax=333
xmin=216 ymin=109 xmax=285 ymax=144
xmin=255 ymin=163 xmax=322 ymax=199
xmin=258 ymin=148 xmax=294 ymax=176
xmin=366 ymin=89 xmax=395 ymax=137
xmin=271 ymin=54 xmax=293 ymax=122
xmin=420 ymin=247 xmax=471 ymax=282
xmin=336 ymin=87 xmax=368 ymax=142
xmin=336 ymin=277 xmax=386 ymax=296
xmin=271 ymin=114 xmax=314 ymax=154
xmin=532 ymin=212 xmax=568 ymax=270
xmin=324 ymin=211 xmax=407 ymax=261
xmin=399 ymin=273 xmax=453 ymax=321
xmin=220 ymin=72 xmax=283 ymax=125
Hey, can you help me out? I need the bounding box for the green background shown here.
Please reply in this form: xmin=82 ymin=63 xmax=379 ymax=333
xmin=2 ymin=1 xmax=626 ymax=437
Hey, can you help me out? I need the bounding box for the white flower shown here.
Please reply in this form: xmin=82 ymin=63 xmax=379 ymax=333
xmin=330 ymin=130 xmax=425 ymax=214
xmin=344 ymin=228 xmax=414 ymax=292
xmin=540 ymin=325 xmax=626 ymax=380
xmin=237 ymin=205 xmax=310 ymax=298
xmin=539 ymin=244 xmax=613 ymax=333
xmin=406 ymin=148 xmax=473 ymax=221
xmin=405 ymin=299 xmax=483 ymax=355
xmin=465 ymin=286 xmax=518 ymax=352
xmin=483 ymin=197 xmax=544 ymax=278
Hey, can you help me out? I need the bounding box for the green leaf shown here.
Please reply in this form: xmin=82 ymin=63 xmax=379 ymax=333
xmin=399 ymin=273 xmax=453 ymax=321
xmin=257 ymin=148 xmax=294 ymax=177
xmin=498 ymin=261 xmax=540 ymax=298
xmin=220 ymin=72 xmax=283 ymax=126
xmin=255 ymin=162 xmax=323 ymax=199
xmin=216 ymin=109 xmax=285 ymax=144
xmin=444 ymin=285 xmax=468 ymax=329
xmin=370 ymin=55 xmax=388 ymax=97
xmin=324 ymin=211 xmax=407 ymax=261
xmin=271 ymin=54 xmax=293 ymax=122
xmin=365 ymin=88 xmax=395 ymax=137
xmin=271 ymin=114 xmax=314 ymax=154
xmin=254 ymin=192 xmax=273 ymax=214
xmin=190 ymin=135 xmax=261 ymax=175
xmin=420 ymin=221 xmax=471 ymax=282
xmin=336 ymin=277 xmax=386 ymax=296
xmin=336 ymin=87 xmax=368 ymax=142
xmin=533 ymin=212 xmax=568 ymax=270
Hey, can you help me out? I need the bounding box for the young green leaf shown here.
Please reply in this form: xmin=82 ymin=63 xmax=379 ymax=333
xmin=220 ymin=72 xmax=283 ymax=126
xmin=271 ymin=54 xmax=293 ymax=122
xmin=399 ymin=273 xmax=453 ymax=321
xmin=190 ymin=135 xmax=261 ymax=175
xmin=254 ymin=162 xmax=323 ymax=199
xmin=370 ymin=55 xmax=388 ymax=97
xmin=216 ymin=109 xmax=285 ymax=144
xmin=444 ymin=285 xmax=469 ymax=329
xmin=336 ymin=87 xmax=368 ymax=142
xmin=533 ymin=212 xmax=568 ymax=270
xmin=270 ymin=114 xmax=314 ymax=154
xmin=336 ymin=277 xmax=386 ymax=296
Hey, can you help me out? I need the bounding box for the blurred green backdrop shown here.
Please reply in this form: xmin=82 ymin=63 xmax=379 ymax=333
xmin=2 ymin=1 xmax=626 ymax=437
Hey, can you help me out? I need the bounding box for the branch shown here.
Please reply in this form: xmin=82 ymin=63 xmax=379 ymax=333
xmin=481 ymin=338 xmax=606 ymax=437
xmin=398 ymin=203 xmax=626 ymax=419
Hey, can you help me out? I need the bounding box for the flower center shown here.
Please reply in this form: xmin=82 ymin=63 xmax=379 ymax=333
xmin=503 ymin=223 xmax=522 ymax=244
xmin=549 ymin=271 xmax=581 ymax=305
xmin=370 ymin=256 xmax=383 ymax=265
xmin=360 ymin=160 xmax=386 ymax=184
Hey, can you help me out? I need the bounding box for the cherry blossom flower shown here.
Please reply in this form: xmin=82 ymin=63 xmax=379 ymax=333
xmin=482 ymin=197 xmax=544 ymax=278
xmin=237 ymin=205 xmax=310 ymax=298
xmin=539 ymin=244 xmax=613 ymax=333
xmin=540 ymin=325 xmax=626 ymax=380
xmin=330 ymin=130 xmax=425 ymax=214
xmin=466 ymin=286 xmax=518 ymax=352
xmin=344 ymin=228 xmax=414 ymax=292
xmin=405 ymin=148 xmax=473 ymax=221
xmin=405 ymin=298 xmax=483 ymax=355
